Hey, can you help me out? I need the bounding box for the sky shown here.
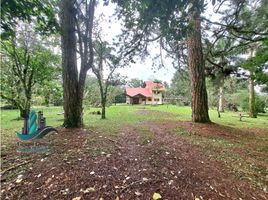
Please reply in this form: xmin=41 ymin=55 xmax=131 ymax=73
xmin=91 ymin=1 xmax=224 ymax=84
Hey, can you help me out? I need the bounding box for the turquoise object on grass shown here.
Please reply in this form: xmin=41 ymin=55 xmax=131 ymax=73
xmin=17 ymin=110 xmax=58 ymax=140
xmin=29 ymin=110 xmax=37 ymax=134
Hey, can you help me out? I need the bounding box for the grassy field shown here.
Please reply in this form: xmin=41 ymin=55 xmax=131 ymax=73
xmin=1 ymin=104 xmax=268 ymax=144
xmin=148 ymin=105 xmax=268 ymax=129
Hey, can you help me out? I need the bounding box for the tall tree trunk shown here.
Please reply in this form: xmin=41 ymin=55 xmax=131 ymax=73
xmin=99 ymin=80 xmax=106 ymax=119
xmin=187 ymin=12 xmax=210 ymax=123
xmin=60 ymin=0 xmax=83 ymax=128
xmin=101 ymin=103 xmax=106 ymax=119
xmin=19 ymin=108 xmax=28 ymax=118
xmin=21 ymin=90 xmax=31 ymax=118
xmin=218 ymin=77 xmax=225 ymax=112
xmin=249 ymin=70 xmax=257 ymax=118
xmin=248 ymin=48 xmax=257 ymax=118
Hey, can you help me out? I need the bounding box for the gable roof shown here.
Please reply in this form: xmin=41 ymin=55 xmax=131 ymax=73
xmin=125 ymin=88 xmax=152 ymax=97
xmin=144 ymin=81 xmax=165 ymax=91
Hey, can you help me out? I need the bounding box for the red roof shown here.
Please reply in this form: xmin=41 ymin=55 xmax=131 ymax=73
xmin=125 ymin=88 xmax=152 ymax=97
xmin=144 ymin=81 xmax=165 ymax=91
xmin=126 ymin=81 xmax=165 ymax=97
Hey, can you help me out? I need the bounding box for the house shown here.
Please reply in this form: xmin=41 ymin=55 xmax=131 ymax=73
xmin=125 ymin=81 xmax=165 ymax=105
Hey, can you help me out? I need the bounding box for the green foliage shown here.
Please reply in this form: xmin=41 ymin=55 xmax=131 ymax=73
xmin=110 ymin=86 xmax=126 ymax=104
xmin=0 ymin=24 xmax=60 ymax=116
xmin=113 ymin=0 xmax=209 ymax=61
xmin=1 ymin=0 xmax=59 ymax=38
xmin=240 ymin=94 xmax=267 ymax=114
xmin=84 ymin=76 xmax=125 ymax=107
xmin=127 ymin=78 xmax=144 ymax=88
xmin=242 ymin=40 xmax=268 ymax=86
xmin=205 ymin=37 xmax=239 ymax=85
xmin=35 ymin=80 xmax=63 ymax=106
xmin=169 ymin=69 xmax=191 ymax=105
xmin=206 ymin=79 xmax=218 ymax=108
xmin=84 ymin=76 xmax=101 ymax=107
xmin=114 ymin=89 xmax=126 ymax=104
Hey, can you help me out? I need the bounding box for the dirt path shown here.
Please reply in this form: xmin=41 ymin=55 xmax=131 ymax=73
xmin=1 ymin=122 xmax=268 ymax=199
xmin=143 ymin=122 xmax=267 ymax=200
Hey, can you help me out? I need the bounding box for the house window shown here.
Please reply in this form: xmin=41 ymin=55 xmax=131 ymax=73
xmin=154 ymin=98 xmax=159 ymax=102
xmin=153 ymin=91 xmax=159 ymax=94
xmin=148 ymin=98 xmax=152 ymax=101
xmin=142 ymin=98 xmax=146 ymax=101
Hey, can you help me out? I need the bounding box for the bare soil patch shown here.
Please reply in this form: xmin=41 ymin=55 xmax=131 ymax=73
xmin=1 ymin=120 xmax=268 ymax=199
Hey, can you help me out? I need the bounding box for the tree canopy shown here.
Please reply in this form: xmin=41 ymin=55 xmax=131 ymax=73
xmin=1 ymin=0 xmax=58 ymax=38
xmin=1 ymin=24 xmax=60 ymax=117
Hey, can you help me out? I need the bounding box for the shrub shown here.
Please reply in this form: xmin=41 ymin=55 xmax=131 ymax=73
xmin=0 ymin=105 xmax=18 ymax=110
xmin=241 ymin=95 xmax=266 ymax=113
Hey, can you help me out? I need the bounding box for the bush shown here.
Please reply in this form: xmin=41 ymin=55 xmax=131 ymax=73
xmin=241 ymin=95 xmax=266 ymax=113
xmin=0 ymin=105 xmax=18 ymax=110
xmin=53 ymin=97 xmax=64 ymax=106
xmin=226 ymin=103 xmax=238 ymax=112
xmin=256 ymin=97 xmax=266 ymax=113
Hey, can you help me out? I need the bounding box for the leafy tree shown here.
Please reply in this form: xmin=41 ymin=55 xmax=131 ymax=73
xmin=92 ymin=38 xmax=126 ymax=119
xmin=220 ymin=77 xmax=248 ymax=111
xmin=205 ymin=38 xmax=238 ymax=112
xmin=0 ymin=25 xmax=60 ymax=117
xmin=170 ymin=69 xmax=191 ymax=105
xmin=106 ymin=86 xmax=126 ymax=105
xmin=205 ymin=0 xmax=268 ymax=117
xmin=35 ymin=79 xmax=63 ymax=106
xmin=84 ymin=76 xmax=101 ymax=107
xmin=225 ymin=0 xmax=268 ymax=117
xmin=247 ymin=40 xmax=268 ymax=89
xmin=1 ymin=0 xmax=58 ymax=38
xmin=127 ymin=78 xmax=144 ymax=88
xmin=241 ymin=94 xmax=267 ymax=114
xmin=237 ymin=1 xmax=268 ymax=118
xmin=84 ymin=76 xmax=126 ymax=107
xmin=241 ymin=41 xmax=268 ymax=117
xmin=114 ymin=87 xmax=126 ymax=104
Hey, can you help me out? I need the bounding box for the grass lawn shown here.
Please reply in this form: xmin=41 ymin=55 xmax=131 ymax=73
xmin=2 ymin=104 xmax=267 ymax=133
xmin=1 ymin=105 xmax=180 ymax=144
xmin=1 ymin=104 xmax=268 ymax=199
xmin=1 ymin=104 xmax=268 ymax=147
xmin=148 ymin=104 xmax=268 ymax=129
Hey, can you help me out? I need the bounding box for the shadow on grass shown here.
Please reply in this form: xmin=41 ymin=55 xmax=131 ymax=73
xmin=11 ymin=117 xmax=24 ymax=121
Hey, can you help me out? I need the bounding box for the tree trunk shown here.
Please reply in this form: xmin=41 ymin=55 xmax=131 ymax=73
xmin=218 ymin=77 xmax=224 ymax=112
xmin=100 ymin=83 xmax=106 ymax=119
xmin=44 ymin=95 xmax=50 ymax=107
xmin=249 ymin=70 xmax=257 ymax=118
xmin=187 ymin=12 xmax=210 ymax=123
xmin=60 ymin=0 xmax=83 ymax=128
xmin=19 ymin=108 xmax=29 ymax=118
xmin=20 ymin=90 xmax=31 ymax=118
xmin=101 ymin=104 xmax=106 ymax=119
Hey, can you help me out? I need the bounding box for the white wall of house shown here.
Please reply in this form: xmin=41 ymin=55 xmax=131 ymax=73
xmin=126 ymin=96 xmax=131 ymax=104
xmin=145 ymin=92 xmax=163 ymax=105
xmin=126 ymin=93 xmax=163 ymax=105
xmin=145 ymin=97 xmax=153 ymax=104
xmin=138 ymin=97 xmax=145 ymax=104
xmin=152 ymin=91 xmax=163 ymax=104
xmin=126 ymin=96 xmax=146 ymax=104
